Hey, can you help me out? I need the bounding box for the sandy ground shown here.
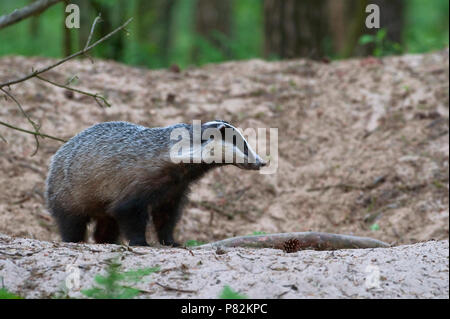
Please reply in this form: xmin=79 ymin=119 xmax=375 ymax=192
xmin=0 ymin=51 xmax=448 ymax=298
xmin=0 ymin=52 xmax=448 ymax=246
xmin=0 ymin=234 xmax=448 ymax=298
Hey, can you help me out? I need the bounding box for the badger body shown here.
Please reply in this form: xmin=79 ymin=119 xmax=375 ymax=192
xmin=45 ymin=121 xmax=265 ymax=246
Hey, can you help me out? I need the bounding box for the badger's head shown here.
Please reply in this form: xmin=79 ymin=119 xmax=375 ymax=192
xmin=199 ymin=120 xmax=266 ymax=170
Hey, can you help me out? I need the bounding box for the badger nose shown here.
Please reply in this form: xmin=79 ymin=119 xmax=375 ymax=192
xmin=257 ymin=157 xmax=267 ymax=168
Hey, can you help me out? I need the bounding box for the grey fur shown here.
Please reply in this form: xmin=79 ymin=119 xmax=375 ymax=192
xmin=45 ymin=121 xmax=265 ymax=246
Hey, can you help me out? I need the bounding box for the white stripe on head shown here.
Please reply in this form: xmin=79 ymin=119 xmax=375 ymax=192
xmin=203 ymin=121 xmax=260 ymax=163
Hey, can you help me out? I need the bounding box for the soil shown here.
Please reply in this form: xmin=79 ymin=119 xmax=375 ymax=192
xmin=0 ymin=234 xmax=448 ymax=299
xmin=0 ymin=51 xmax=448 ymax=246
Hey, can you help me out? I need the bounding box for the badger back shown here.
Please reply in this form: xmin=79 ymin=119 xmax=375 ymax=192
xmin=45 ymin=121 xmax=175 ymax=212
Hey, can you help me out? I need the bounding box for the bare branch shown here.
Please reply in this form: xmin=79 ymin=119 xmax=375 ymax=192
xmin=196 ymin=232 xmax=390 ymax=251
xmin=0 ymin=0 xmax=63 ymax=30
xmin=0 ymin=15 xmax=132 ymax=153
xmin=1 ymin=88 xmax=41 ymax=154
xmin=0 ymin=120 xmax=66 ymax=143
xmin=84 ymin=14 xmax=102 ymax=50
xmin=0 ymin=16 xmax=133 ymax=89
xmin=36 ymin=75 xmax=111 ymax=107
xmin=0 ymin=88 xmax=40 ymax=132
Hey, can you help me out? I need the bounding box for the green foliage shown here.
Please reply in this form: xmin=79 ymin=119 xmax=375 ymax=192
xmin=359 ymin=28 xmax=403 ymax=57
xmin=0 ymin=0 xmax=65 ymax=58
xmin=433 ymin=180 xmax=445 ymax=189
xmin=219 ymin=285 xmax=247 ymax=299
xmin=184 ymin=239 xmax=206 ymax=247
xmin=81 ymin=257 xmax=159 ymax=299
xmin=404 ymin=0 xmax=449 ymax=53
xmin=52 ymin=285 xmax=72 ymax=299
xmin=370 ymin=223 xmax=380 ymax=231
xmin=0 ymin=288 xmax=23 ymax=299
xmin=0 ymin=0 xmax=447 ymax=68
xmin=0 ymin=277 xmax=23 ymax=299
xmin=250 ymin=231 xmax=267 ymax=236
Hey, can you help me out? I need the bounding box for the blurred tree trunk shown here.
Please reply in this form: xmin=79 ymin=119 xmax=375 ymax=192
xmin=337 ymin=0 xmax=368 ymax=58
xmin=135 ymin=0 xmax=153 ymax=43
xmin=159 ymin=0 xmax=177 ymax=64
xmin=263 ymin=0 xmax=329 ymax=59
xmin=29 ymin=0 xmax=40 ymax=37
xmin=90 ymin=0 xmax=127 ymax=61
xmin=328 ymin=0 xmax=404 ymax=57
xmin=371 ymin=0 xmax=404 ymax=43
xmin=327 ymin=0 xmax=346 ymax=55
xmin=136 ymin=0 xmax=176 ymax=66
xmin=193 ymin=0 xmax=232 ymax=62
xmin=62 ymin=0 xmax=72 ymax=56
xmin=74 ymin=0 xmax=92 ymax=51
xmin=0 ymin=0 xmax=62 ymax=29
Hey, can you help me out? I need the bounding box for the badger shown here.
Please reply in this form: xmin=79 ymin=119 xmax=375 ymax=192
xmin=45 ymin=120 xmax=266 ymax=246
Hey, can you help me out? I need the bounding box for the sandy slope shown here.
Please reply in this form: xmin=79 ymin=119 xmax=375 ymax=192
xmin=0 ymin=51 xmax=448 ymax=246
xmin=0 ymin=52 xmax=448 ymax=298
xmin=0 ymin=234 xmax=448 ymax=298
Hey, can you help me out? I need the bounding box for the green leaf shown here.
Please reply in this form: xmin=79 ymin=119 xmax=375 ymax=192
xmin=185 ymin=239 xmax=206 ymax=247
xmin=219 ymin=286 xmax=247 ymax=299
xmin=116 ymin=287 xmax=140 ymax=299
xmin=359 ymin=34 xmax=375 ymax=45
xmin=0 ymin=288 xmax=23 ymax=299
xmin=123 ymin=267 xmax=160 ymax=283
xmin=376 ymin=29 xmax=387 ymax=41
xmin=82 ymin=257 xmax=159 ymax=299
xmin=251 ymin=231 xmax=267 ymax=236
xmin=81 ymin=287 xmax=105 ymax=298
xmin=370 ymin=223 xmax=380 ymax=231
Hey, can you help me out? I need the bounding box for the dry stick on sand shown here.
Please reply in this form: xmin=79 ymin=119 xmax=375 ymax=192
xmin=195 ymin=232 xmax=390 ymax=251
xmin=0 ymin=16 xmax=133 ymax=151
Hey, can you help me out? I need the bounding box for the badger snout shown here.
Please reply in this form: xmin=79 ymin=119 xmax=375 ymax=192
xmin=240 ymin=157 xmax=267 ymax=170
xmin=257 ymin=158 xmax=267 ymax=168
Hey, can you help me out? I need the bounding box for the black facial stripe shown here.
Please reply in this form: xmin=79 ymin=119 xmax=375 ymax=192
xmin=231 ymin=133 xmax=248 ymax=156
xmin=202 ymin=123 xmax=249 ymax=157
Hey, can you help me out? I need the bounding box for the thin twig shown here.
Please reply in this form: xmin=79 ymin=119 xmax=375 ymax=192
xmin=1 ymin=87 xmax=41 ymax=155
xmin=155 ymin=282 xmax=198 ymax=294
xmin=36 ymin=75 xmax=111 ymax=107
xmin=0 ymin=16 xmax=133 ymax=88
xmin=307 ymin=176 xmax=387 ymax=193
xmin=0 ymin=15 xmax=132 ymax=151
xmin=0 ymin=88 xmax=40 ymax=133
xmin=307 ymin=183 xmax=360 ymax=192
xmin=0 ymin=0 xmax=63 ymax=30
xmin=85 ymin=15 xmax=102 ymax=50
xmin=0 ymin=120 xmax=66 ymax=143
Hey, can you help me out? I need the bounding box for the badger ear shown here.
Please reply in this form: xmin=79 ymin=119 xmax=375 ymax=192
xmin=213 ymin=122 xmax=227 ymax=140
xmin=202 ymin=121 xmax=226 ymax=132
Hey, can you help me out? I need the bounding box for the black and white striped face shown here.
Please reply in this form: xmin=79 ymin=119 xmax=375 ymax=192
xmin=200 ymin=120 xmax=266 ymax=170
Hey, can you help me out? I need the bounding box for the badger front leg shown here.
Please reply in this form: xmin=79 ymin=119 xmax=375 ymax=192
xmin=151 ymin=194 xmax=186 ymax=247
xmin=53 ymin=210 xmax=90 ymax=243
xmin=111 ymin=196 xmax=150 ymax=246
